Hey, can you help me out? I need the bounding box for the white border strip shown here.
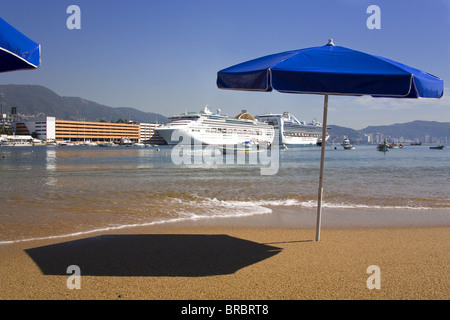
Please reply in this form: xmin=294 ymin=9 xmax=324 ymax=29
xmin=0 ymin=44 xmax=41 ymax=70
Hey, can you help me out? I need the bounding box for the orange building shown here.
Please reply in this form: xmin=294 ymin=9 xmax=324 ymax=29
xmin=54 ymin=120 xmax=140 ymax=143
xmin=13 ymin=117 xmax=166 ymax=144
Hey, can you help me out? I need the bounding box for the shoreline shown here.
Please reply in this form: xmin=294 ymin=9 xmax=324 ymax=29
xmin=1 ymin=206 xmax=448 ymax=246
xmin=0 ymin=207 xmax=448 ymax=300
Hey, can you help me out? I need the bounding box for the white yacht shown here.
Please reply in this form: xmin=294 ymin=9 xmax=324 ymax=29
xmin=0 ymin=135 xmax=34 ymax=147
xmin=155 ymin=106 xmax=275 ymax=146
xmin=80 ymin=140 xmax=97 ymax=147
xmin=256 ymin=112 xmax=328 ymax=146
xmin=342 ymin=138 xmax=355 ymax=150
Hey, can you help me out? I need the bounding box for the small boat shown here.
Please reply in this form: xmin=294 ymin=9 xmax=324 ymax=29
xmin=429 ymin=145 xmax=445 ymax=150
xmin=342 ymin=138 xmax=355 ymax=150
xmin=222 ymin=141 xmax=258 ymax=154
xmin=98 ymin=142 xmax=118 ymax=147
xmin=80 ymin=140 xmax=97 ymax=147
xmin=120 ymin=137 xmax=133 ymax=146
xmin=133 ymin=142 xmax=145 ymax=148
xmin=58 ymin=141 xmax=75 ymax=146
xmin=377 ymin=138 xmax=389 ymax=152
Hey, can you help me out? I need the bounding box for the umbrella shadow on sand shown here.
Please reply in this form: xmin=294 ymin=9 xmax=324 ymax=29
xmin=25 ymin=234 xmax=283 ymax=277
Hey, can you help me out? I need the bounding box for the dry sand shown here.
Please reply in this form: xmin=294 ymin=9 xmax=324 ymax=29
xmin=0 ymin=207 xmax=448 ymax=301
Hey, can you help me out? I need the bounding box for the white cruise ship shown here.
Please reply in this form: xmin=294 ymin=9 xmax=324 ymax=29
xmin=256 ymin=112 xmax=328 ymax=146
xmin=155 ymin=106 xmax=275 ymax=146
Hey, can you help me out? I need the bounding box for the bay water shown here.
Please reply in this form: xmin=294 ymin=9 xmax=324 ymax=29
xmin=1 ymin=144 xmax=448 ymax=243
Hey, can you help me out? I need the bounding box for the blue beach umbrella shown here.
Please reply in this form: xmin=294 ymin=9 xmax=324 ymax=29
xmin=217 ymin=39 xmax=444 ymax=241
xmin=0 ymin=17 xmax=41 ymax=73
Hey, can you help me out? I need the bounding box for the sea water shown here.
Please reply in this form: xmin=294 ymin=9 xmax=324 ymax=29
xmin=0 ymin=144 xmax=449 ymax=243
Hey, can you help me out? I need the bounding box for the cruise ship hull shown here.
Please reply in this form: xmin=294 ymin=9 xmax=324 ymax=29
xmin=281 ymin=135 xmax=320 ymax=146
xmin=156 ymin=127 xmax=274 ymax=146
xmin=155 ymin=107 xmax=275 ymax=146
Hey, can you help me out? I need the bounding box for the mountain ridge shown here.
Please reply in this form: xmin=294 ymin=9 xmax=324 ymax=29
xmin=0 ymin=84 xmax=167 ymax=124
xmin=1 ymin=84 xmax=449 ymax=143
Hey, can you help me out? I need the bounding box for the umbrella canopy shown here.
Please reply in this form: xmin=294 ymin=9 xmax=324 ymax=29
xmin=217 ymin=39 xmax=444 ymax=241
xmin=0 ymin=17 xmax=41 ymax=73
xmin=218 ymin=39 xmax=443 ymax=98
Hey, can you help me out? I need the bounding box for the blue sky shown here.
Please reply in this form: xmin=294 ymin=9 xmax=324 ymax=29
xmin=0 ymin=0 xmax=449 ymax=129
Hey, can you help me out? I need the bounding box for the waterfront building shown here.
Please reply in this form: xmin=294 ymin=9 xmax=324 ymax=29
xmin=139 ymin=123 xmax=166 ymax=145
xmin=12 ymin=117 xmax=163 ymax=144
xmin=14 ymin=117 xmax=56 ymax=141
xmin=54 ymin=119 xmax=139 ymax=143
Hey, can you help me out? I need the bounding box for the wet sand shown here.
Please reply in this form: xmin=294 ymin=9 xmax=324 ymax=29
xmin=0 ymin=208 xmax=448 ymax=300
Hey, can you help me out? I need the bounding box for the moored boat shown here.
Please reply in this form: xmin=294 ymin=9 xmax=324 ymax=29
xmin=133 ymin=142 xmax=145 ymax=147
xmin=80 ymin=140 xmax=97 ymax=147
xmin=98 ymin=142 xmax=118 ymax=147
xmin=377 ymin=138 xmax=389 ymax=152
xmin=342 ymin=138 xmax=355 ymax=150
xmin=0 ymin=135 xmax=34 ymax=147
xmin=389 ymin=143 xmax=403 ymax=149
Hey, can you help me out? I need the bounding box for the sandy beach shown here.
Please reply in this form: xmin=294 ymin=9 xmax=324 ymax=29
xmin=0 ymin=207 xmax=448 ymax=301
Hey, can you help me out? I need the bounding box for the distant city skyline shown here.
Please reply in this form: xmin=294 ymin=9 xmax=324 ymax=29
xmin=359 ymin=132 xmax=448 ymax=145
xmin=0 ymin=0 xmax=449 ymax=130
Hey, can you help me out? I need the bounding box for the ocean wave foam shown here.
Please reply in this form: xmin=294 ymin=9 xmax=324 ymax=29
xmin=0 ymin=197 xmax=434 ymax=245
xmin=0 ymin=199 xmax=273 ymax=246
xmin=286 ymin=200 xmax=432 ymax=210
xmin=183 ymin=197 xmax=432 ymax=210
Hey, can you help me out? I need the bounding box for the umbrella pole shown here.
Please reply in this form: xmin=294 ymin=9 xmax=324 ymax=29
xmin=315 ymin=94 xmax=329 ymax=242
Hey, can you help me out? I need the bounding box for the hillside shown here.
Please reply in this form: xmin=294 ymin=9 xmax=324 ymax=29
xmin=327 ymin=125 xmax=361 ymax=140
xmin=1 ymin=84 xmax=448 ymax=144
xmin=0 ymin=84 xmax=167 ymax=124
xmin=360 ymin=121 xmax=450 ymax=141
